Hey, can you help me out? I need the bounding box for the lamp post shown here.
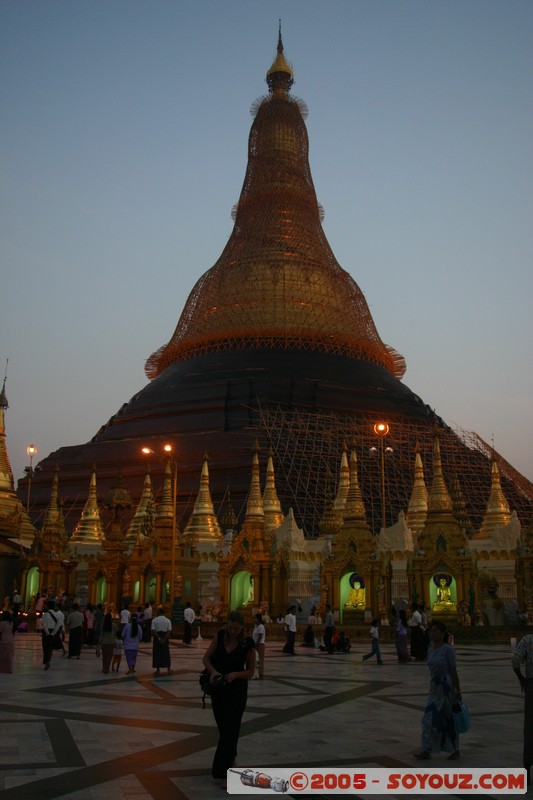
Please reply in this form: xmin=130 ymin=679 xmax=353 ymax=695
xmin=372 ymin=423 xmax=392 ymax=531
xmin=25 ymin=444 xmax=38 ymax=514
xmin=142 ymin=444 xmax=179 ymax=608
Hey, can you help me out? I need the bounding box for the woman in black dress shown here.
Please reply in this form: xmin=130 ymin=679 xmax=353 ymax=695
xmin=202 ymin=611 xmax=256 ymax=787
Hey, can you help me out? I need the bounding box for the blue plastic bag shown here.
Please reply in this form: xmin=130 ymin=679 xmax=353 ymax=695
xmin=452 ymin=700 xmax=471 ymax=733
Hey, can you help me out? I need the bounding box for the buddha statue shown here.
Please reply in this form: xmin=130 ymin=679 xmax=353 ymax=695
xmin=432 ymin=577 xmax=457 ymax=612
xmin=346 ymin=580 xmax=366 ymax=609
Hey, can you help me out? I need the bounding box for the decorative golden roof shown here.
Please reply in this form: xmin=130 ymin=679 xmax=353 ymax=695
xmin=156 ymin=460 xmax=174 ymax=521
xmin=476 ymin=460 xmax=512 ymax=539
xmin=406 ymin=449 xmax=428 ymax=537
xmin=126 ymin=471 xmax=155 ymax=546
xmin=427 ymin=438 xmax=453 ymax=515
xmin=263 ymin=450 xmax=284 ymax=532
xmin=183 ymin=456 xmax=223 ymax=540
xmin=70 ymin=468 xmax=105 ymax=547
xmin=333 ymin=445 xmax=350 ymax=513
xmin=343 ymin=447 xmax=367 ymax=521
xmin=245 ymin=445 xmax=264 ymax=521
xmin=266 ymin=24 xmax=294 ymax=84
xmin=145 ymin=34 xmax=405 ymax=381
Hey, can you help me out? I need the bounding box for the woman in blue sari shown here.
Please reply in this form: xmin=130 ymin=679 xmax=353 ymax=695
xmin=414 ymin=621 xmax=462 ymax=760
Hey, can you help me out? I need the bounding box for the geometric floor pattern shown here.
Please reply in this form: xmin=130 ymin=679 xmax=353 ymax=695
xmin=0 ymin=633 xmax=529 ymax=799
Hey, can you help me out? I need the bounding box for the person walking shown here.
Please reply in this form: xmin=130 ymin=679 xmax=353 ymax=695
xmin=42 ymin=599 xmax=63 ymax=671
xmin=98 ymin=612 xmax=117 ymax=674
xmin=282 ymin=605 xmax=297 ymax=655
xmin=66 ymin=603 xmax=84 ymax=659
xmin=93 ymin=604 xmax=104 ymax=655
xmin=395 ymin=609 xmax=410 ymax=663
xmin=151 ymin=606 xmax=172 ymax=675
xmin=252 ymin=612 xmax=266 ymax=678
xmin=409 ymin=602 xmax=427 ymax=661
xmin=202 ymin=611 xmax=256 ymax=789
xmin=142 ymin=602 xmax=153 ymax=642
xmin=512 ymin=632 xmax=533 ymax=786
xmin=122 ymin=613 xmax=143 ymax=674
xmin=362 ymin=618 xmax=384 ymax=664
xmin=112 ymin=631 xmax=123 ymax=672
xmin=85 ymin=603 xmax=95 ymax=647
xmin=119 ymin=604 xmax=131 ymax=634
xmin=323 ymin=604 xmax=335 ymax=654
xmin=0 ymin=610 xmax=15 ymax=672
xmin=414 ymin=621 xmax=462 ymax=761
xmin=183 ymin=601 xmax=195 ymax=646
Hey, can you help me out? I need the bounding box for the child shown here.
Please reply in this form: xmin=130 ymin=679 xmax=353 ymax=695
xmin=112 ymin=633 xmax=123 ymax=672
xmin=362 ymin=618 xmax=384 ymax=664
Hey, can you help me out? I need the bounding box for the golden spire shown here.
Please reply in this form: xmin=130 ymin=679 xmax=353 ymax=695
xmin=126 ymin=470 xmax=155 ymax=546
xmin=343 ymin=447 xmax=367 ymax=521
xmin=183 ymin=455 xmax=223 ymax=540
xmin=266 ymin=20 xmax=294 ymax=95
xmin=477 ymin=459 xmax=512 ymax=538
xmin=69 ymin=467 xmax=105 ymax=546
xmin=0 ymin=377 xmax=14 ymax=493
xmin=218 ymin=487 xmax=238 ymax=533
xmin=43 ymin=468 xmax=60 ymax=527
xmin=263 ymin=449 xmax=284 ymax=531
xmin=40 ymin=468 xmax=67 ymax=556
xmin=245 ymin=444 xmax=264 ymax=521
xmin=406 ymin=448 xmax=428 ymax=536
xmin=145 ymin=32 xmax=404 ymax=381
xmin=427 ymin=438 xmax=453 ymax=514
xmin=156 ymin=460 xmax=174 ymax=521
xmin=333 ymin=445 xmax=350 ymax=513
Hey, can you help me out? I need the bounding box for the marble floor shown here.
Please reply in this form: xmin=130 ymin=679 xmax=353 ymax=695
xmin=0 ymin=632 xmax=529 ymax=799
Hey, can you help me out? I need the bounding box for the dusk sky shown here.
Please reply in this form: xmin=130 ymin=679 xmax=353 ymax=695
xmin=2 ymin=1 xmax=532 ymax=488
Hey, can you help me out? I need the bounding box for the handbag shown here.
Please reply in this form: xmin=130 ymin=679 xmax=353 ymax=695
xmin=452 ymin=700 xmax=471 ymax=734
xmin=199 ymin=669 xmax=225 ymax=708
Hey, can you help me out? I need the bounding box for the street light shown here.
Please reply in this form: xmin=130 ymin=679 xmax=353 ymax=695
xmin=25 ymin=444 xmax=38 ymax=514
xmin=372 ymin=423 xmax=392 ymax=531
xmin=142 ymin=444 xmax=179 ymax=608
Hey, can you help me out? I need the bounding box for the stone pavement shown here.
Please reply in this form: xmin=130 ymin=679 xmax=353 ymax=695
xmin=0 ymin=632 xmax=529 ymax=799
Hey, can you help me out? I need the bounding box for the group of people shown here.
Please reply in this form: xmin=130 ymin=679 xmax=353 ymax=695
xmin=4 ymin=592 xmax=533 ymax=788
xmin=38 ymin=599 xmax=173 ymax=675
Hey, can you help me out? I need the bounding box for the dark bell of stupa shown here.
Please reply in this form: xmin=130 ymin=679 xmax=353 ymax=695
xmin=23 ymin=32 xmax=532 ymax=535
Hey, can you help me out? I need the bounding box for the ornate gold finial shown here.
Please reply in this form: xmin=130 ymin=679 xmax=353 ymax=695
xmin=266 ymin=21 xmax=294 ymax=89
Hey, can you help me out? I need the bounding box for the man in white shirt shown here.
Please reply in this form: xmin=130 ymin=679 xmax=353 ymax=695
xmin=42 ymin=599 xmax=63 ymax=670
xmin=282 ymin=605 xmax=297 ymax=655
xmin=120 ymin=605 xmax=131 ymax=633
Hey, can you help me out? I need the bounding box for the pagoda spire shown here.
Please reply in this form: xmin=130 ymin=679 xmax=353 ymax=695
xmin=245 ymin=443 xmax=264 ymax=521
xmin=39 ymin=468 xmax=68 ymax=558
xmin=43 ymin=467 xmax=60 ymax=527
xmin=0 ymin=376 xmax=14 ymax=493
xmin=183 ymin=455 xmax=223 ymax=541
xmin=126 ymin=470 xmax=155 ymax=547
xmin=69 ymin=467 xmax=105 ymax=547
xmin=156 ymin=460 xmax=174 ymax=521
xmin=145 ymin=33 xmax=404 ymax=381
xmin=266 ymin=20 xmax=294 ymax=96
xmin=477 ymin=459 xmax=512 ymax=539
xmin=406 ymin=447 xmax=428 ymax=537
xmin=427 ymin=438 xmax=453 ymax=515
xmin=333 ymin=445 xmax=350 ymax=514
xmin=262 ymin=450 xmax=284 ymax=532
xmin=343 ymin=446 xmax=367 ymax=521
